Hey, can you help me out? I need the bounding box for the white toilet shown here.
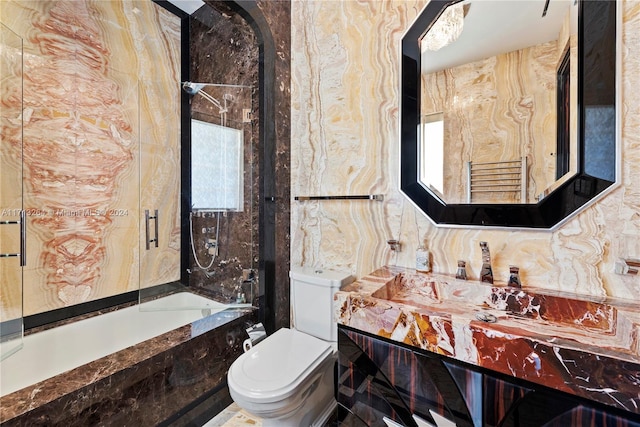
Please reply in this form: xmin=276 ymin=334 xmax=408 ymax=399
xmin=227 ymin=267 xmax=353 ymax=427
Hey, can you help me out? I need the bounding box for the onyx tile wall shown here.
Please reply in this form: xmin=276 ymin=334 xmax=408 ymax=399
xmin=0 ymin=0 xmax=181 ymax=317
xmin=290 ymin=0 xmax=640 ymax=301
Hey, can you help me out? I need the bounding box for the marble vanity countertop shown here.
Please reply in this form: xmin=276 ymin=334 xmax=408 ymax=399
xmin=334 ymin=266 xmax=640 ymax=415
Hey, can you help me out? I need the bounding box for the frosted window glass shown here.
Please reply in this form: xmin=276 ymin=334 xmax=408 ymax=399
xmin=191 ymin=120 xmax=244 ymax=211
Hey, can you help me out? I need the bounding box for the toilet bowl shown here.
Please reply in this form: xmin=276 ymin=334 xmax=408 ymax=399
xmin=227 ymin=267 xmax=354 ymax=426
xmin=228 ymin=328 xmax=336 ymax=426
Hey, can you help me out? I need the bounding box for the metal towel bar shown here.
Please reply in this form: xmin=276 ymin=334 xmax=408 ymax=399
xmin=294 ymin=194 xmax=384 ymax=201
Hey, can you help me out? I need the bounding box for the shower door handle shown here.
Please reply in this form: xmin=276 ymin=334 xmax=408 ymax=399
xmin=0 ymin=209 xmax=26 ymax=266
xmin=145 ymin=209 xmax=159 ymax=250
xmin=154 ymin=209 xmax=159 ymax=249
xmin=19 ymin=209 xmax=26 ymax=266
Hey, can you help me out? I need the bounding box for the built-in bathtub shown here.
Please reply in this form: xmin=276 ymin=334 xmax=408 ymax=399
xmin=0 ymin=292 xmax=257 ymax=426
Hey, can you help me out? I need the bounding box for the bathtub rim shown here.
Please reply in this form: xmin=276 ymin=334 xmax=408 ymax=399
xmin=0 ymin=291 xmax=256 ymax=420
xmin=18 ymin=282 xmax=253 ymax=336
xmin=0 ymin=307 xmax=257 ymax=424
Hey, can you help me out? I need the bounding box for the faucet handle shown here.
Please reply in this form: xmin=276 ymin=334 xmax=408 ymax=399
xmin=456 ymin=260 xmax=467 ymax=280
xmin=242 ymin=268 xmax=255 ymax=282
xmin=508 ymin=265 xmax=522 ymax=288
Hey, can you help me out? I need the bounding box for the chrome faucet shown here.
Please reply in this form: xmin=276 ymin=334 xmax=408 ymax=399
xmin=234 ymin=269 xmax=255 ymax=304
xmin=479 ymin=241 xmax=493 ymax=284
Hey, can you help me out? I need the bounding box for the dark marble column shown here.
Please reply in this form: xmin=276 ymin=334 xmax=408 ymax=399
xmin=256 ymin=0 xmax=291 ymax=331
xmin=190 ymin=1 xmax=291 ymax=331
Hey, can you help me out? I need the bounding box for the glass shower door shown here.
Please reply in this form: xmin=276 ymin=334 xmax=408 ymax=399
xmin=0 ymin=23 xmax=24 ymax=360
xmin=138 ymin=79 xmax=182 ymax=304
xmin=138 ymin=81 xmax=257 ymax=310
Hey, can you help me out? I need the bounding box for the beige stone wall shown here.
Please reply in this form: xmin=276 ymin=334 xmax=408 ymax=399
xmin=291 ymin=0 xmax=640 ymax=299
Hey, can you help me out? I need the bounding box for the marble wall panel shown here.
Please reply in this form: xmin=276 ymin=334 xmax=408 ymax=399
xmin=257 ymin=0 xmax=293 ymax=331
xmin=290 ymin=0 xmax=640 ymax=301
xmin=0 ymin=1 xmax=181 ymax=316
xmin=187 ymin=3 xmax=260 ymax=303
xmin=188 ymin=0 xmax=292 ymax=330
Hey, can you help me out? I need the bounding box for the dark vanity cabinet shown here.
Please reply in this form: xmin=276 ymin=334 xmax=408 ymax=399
xmin=337 ymin=325 xmax=640 ymax=427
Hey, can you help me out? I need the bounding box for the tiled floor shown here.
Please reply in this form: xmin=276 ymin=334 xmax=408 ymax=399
xmin=203 ymin=402 xmax=344 ymax=426
xmin=203 ymin=403 xmax=262 ymax=426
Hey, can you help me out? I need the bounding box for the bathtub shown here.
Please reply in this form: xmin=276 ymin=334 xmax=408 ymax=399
xmin=0 ymin=291 xmax=256 ymax=425
xmin=0 ymin=292 xmax=244 ymax=397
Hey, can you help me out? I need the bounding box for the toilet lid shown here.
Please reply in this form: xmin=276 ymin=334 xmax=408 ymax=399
xmin=228 ymin=328 xmax=333 ymax=404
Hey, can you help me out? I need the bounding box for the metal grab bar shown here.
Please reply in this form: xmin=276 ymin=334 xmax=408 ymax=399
xmin=145 ymin=209 xmax=159 ymax=250
xmin=0 ymin=210 xmax=26 ymax=266
xmin=294 ymin=194 xmax=384 ymax=201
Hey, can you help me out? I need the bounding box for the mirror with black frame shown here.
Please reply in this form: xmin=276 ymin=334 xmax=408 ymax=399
xmin=400 ymin=0 xmax=618 ymax=229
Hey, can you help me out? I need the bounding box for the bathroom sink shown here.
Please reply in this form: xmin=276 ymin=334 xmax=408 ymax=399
xmin=371 ymin=273 xmax=442 ymax=305
xmin=369 ymin=273 xmax=629 ymax=348
xmin=336 ymin=267 xmax=640 ymax=415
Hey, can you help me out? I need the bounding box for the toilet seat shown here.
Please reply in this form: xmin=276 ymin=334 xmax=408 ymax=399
xmin=228 ymin=328 xmax=333 ymax=404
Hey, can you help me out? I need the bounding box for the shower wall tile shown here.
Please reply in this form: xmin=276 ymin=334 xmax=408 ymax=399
xmin=187 ymin=0 xmax=292 ymax=330
xmin=290 ymin=0 xmax=640 ymax=301
xmin=0 ymin=1 xmax=181 ymax=316
xmin=188 ymin=3 xmax=260 ymax=302
xmin=291 ymin=0 xmax=426 ymax=276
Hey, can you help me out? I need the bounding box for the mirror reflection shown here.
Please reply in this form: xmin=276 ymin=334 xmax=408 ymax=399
xmin=419 ymin=0 xmax=578 ymax=204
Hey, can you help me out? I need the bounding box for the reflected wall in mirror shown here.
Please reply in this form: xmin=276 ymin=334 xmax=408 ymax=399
xmin=400 ymin=0 xmax=618 ymax=228
xmin=420 ymin=0 xmax=578 ymax=204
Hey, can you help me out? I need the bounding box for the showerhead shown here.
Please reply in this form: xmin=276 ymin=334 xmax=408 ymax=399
xmin=182 ymin=81 xmax=227 ymax=113
xmin=182 ymin=81 xmax=205 ymax=95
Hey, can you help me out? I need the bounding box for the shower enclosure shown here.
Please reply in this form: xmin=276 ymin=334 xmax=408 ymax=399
xmin=0 ymin=22 xmax=24 ymax=360
xmin=139 ymin=80 xmax=257 ymax=308
xmin=0 ymin=0 xmax=258 ymax=363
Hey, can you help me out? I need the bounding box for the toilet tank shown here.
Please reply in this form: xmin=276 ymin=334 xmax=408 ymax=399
xmin=289 ymin=267 xmax=354 ymax=342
